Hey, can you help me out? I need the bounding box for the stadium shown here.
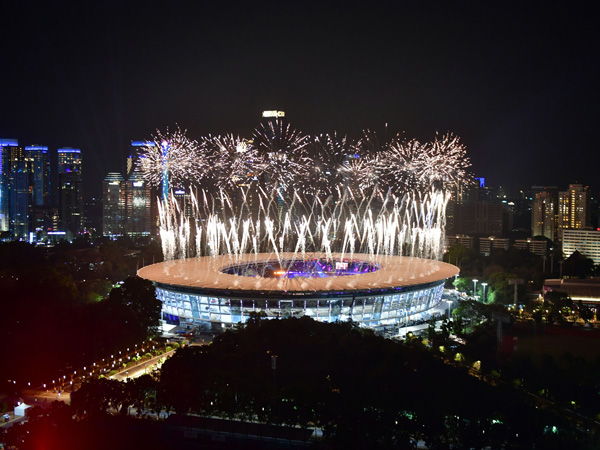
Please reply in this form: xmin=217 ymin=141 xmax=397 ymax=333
xmin=137 ymin=252 xmax=459 ymax=332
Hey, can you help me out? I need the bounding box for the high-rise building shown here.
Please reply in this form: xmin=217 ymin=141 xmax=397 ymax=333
xmin=0 ymin=140 xmax=35 ymax=238
xmin=0 ymin=139 xmax=19 ymax=232
xmin=25 ymin=146 xmax=55 ymax=236
xmin=125 ymin=170 xmax=152 ymax=236
xmin=83 ymin=197 xmax=103 ymax=237
xmin=9 ymin=147 xmax=33 ymax=238
xmin=25 ymin=146 xmax=50 ymax=207
xmin=128 ymin=140 xmax=154 ymax=177
xmin=531 ymin=186 xmax=557 ymax=242
xmin=558 ymin=184 xmax=590 ymax=235
xmin=102 ymin=172 xmax=126 ymax=237
xmin=57 ymin=147 xmax=83 ymax=236
xmin=454 ymin=202 xmax=503 ymax=236
xmin=102 ymin=141 xmax=155 ymax=238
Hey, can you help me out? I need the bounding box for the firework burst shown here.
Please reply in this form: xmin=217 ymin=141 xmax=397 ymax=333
xmin=201 ymin=134 xmax=260 ymax=191
xmin=138 ymin=126 xmax=202 ymax=187
xmin=252 ymin=121 xmax=312 ymax=193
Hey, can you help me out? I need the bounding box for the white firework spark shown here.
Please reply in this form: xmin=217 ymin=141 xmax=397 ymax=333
xmin=201 ymin=134 xmax=260 ymax=191
xmin=252 ymin=121 xmax=312 ymax=193
xmin=139 ymin=120 xmax=472 ymax=262
xmin=138 ymin=126 xmax=201 ymax=187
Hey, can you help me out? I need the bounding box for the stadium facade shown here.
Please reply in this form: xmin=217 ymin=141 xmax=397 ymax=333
xmin=137 ymin=253 xmax=459 ymax=331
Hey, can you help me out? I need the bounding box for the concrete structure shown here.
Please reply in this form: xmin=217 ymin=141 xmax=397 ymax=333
xmin=479 ymin=236 xmax=510 ymax=256
xmin=445 ymin=235 xmax=475 ymax=249
xmin=102 ymin=141 xmax=154 ymax=238
xmin=57 ymin=148 xmax=83 ymax=236
xmin=544 ymin=278 xmax=600 ymax=303
xmin=514 ymin=238 xmax=548 ymax=257
xmin=531 ymin=186 xmax=557 ymax=242
xmin=138 ymin=253 xmax=459 ymax=332
xmin=558 ymin=184 xmax=590 ymax=239
xmin=102 ymin=172 xmax=126 ymax=237
xmin=453 ymin=202 xmax=503 ymax=236
xmin=562 ymin=229 xmax=600 ymax=265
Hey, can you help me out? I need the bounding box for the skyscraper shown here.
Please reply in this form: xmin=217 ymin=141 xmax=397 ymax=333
xmin=0 ymin=139 xmax=19 ymax=232
xmin=558 ymin=184 xmax=590 ymax=235
xmin=125 ymin=170 xmax=152 ymax=236
xmin=102 ymin=172 xmax=126 ymax=237
xmin=57 ymin=147 xmax=83 ymax=236
xmin=5 ymin=146 xmax=34 ymax=238
xmin=531 ymin=186 xmax=557 ymax=242
xmin=102 ymin=140 xmax=155 ymax=238
xmin=25 ymin=146 xmax=50 ymax=207
xmin=25 ymin=145 xmax=55 ymax=236
xmin=127 ymin=140 xmax=154 ymax=177
xmin=0 ymin=140 xmax=35 ymax=238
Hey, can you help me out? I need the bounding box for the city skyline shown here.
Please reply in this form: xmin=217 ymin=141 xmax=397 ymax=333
xmin=2 ymin=2 xmax=599 ymax=197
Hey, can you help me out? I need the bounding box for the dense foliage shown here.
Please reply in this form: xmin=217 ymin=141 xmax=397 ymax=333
xmin=0 ymin=241 xmax=161 ymax=385
xmin=6 ymin=317 xmax=600 ymax=449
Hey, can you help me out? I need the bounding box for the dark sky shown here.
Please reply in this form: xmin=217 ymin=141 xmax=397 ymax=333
xmin=2 ymin=1 xmax=599 ymax=198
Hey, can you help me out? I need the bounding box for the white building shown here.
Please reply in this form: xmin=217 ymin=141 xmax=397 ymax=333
xmin=562 ymin=229 xmax=600 ymax=265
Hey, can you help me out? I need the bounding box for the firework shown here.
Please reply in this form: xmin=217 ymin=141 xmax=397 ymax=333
xmin=140 ymin=120 xmax=471 ymax=262
xmin=138 ymin=126 xmax=202 ymax=187
xmin=252 ymin=121 xmax=312 ymax=193
xmin=201 ymin=134 xmax=260 ymax=191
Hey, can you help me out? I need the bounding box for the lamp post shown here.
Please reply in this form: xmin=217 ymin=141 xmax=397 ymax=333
xmin=445 ymin=300 xmax=453 ymax=319
xmin=481 ymin=282 xmax=488 ymax=303
xmin=472 ymin=279 xmax=478 ymax=299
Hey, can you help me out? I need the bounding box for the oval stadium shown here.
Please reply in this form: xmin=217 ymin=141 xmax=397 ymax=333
xmin=137 ymin=253 xmax=459 ymax=332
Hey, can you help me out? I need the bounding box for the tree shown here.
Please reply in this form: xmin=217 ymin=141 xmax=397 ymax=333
xmin=543 ymin=291 xmax=572 ymax=324
xmin=563 ymin=250 xmax=594 ymax=278
xmin=107 ymin=276 xmax=162 ymax=337
xmin=452 ymin=276 xmax=472 ymax=293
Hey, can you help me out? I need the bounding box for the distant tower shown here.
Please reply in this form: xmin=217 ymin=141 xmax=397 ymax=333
xmin=0 ymin=138 xmax=19 ymax=232
xmin=57 ymin=148 xmax=83 ymax=237
xmin=125 ymin=170 xmax=152 ymax=237
xmin=25 ymin=146 xmax=50 ymax=207
xmin=0 ymin=140 xmax=36 ymax=238
xmin=558 ymin=184 xmax=590 ymax=234
xmin=128 ymin=140 xmax=154 ymax=177
xmin=102 ymin=141 xmax=155 ymax=238
xmin=261 ymin=109 xmax=286 ymax=126
xmin=531 ymin=186 xmax=557 ymax=242
xmin=9 ymin=146 xmax=33 ymax=238
xmin=102 ymin=172 xmax=126 ymax=237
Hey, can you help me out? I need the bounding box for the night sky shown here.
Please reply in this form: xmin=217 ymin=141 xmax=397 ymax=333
xmin=2 ymin=1 xmax=599 ymax=198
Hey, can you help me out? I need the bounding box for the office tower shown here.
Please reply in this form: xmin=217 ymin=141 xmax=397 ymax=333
xmin=102 ymin=172 xmax=126 ymax=237
xmin=0 ymin=139 xmax=19 ymax=231
xmin=0 ymin=140 xmax=35 ymax=238
xmin=102 ymin=140 xmax=154 ymax=238
xmin=259 ymin=109 xmax=288 ymax=163
xmin=558 ymin=184 xmax=590 ymax=233
xmin=24 ymin=146 xmax=50 ymax=206
xmin=83 ymin=197 xmax=103 ymax=237
xmin=261 ymin=109 xmax=286 ymax=126
xmin=125 ymin=170 xmax=152 ymax=236
xmin=128 ymin=140 xmax=154 ymax=177
xmin=531 ymin=186 xmax=557 ymax=242
xmin=127 ymin=141 xmax=154 ymax=236
xmin=452 ymin=200 xmax=503 ymax=236
xmin=57 ymin=148 xmax=83 ymax=236
xmin=7 ymin=146 xmax=34 ymax=238
xmin=25 ymin=145 xmax=56 ymax=236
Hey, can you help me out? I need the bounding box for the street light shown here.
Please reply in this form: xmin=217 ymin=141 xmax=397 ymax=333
xmin=445 ymin=300 xmax=453 ymax=319
xmin=481 ymin=282 xmax=488 ymax=303
xmin=472 ymin=279 xmax=478 ymax=298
